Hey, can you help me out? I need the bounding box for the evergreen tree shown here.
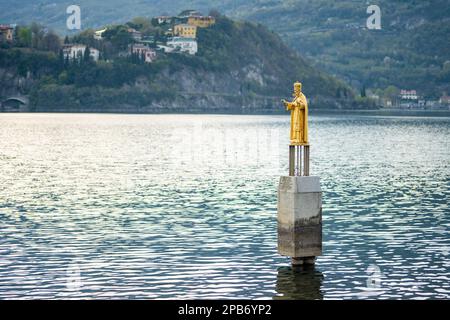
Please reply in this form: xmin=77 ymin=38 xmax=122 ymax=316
xmin=76 ymin=49 xmax=83 ymax=66
xmin=64 ymin=53 xmax=70 ymax=66
xmin=84 ymin=46 xmax=91 ymax=63
xmin=58 ymin=49 xmax=64 ymax=70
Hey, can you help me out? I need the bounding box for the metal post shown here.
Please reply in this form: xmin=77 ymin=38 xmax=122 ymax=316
xmin=299 ymin=146 xmax=302 ymax=176
xmin=289 ymin=145 xmax=295 ymax=176
xmin=304 ymin=145 xmax=310 ymax=176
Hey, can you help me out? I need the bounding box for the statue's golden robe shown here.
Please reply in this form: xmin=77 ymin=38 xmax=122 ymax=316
xmin=287 ymin=93 xmax=308 ymax=145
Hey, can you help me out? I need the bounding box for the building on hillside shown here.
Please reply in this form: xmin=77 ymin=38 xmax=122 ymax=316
xmin=89 ymin=47 xmax=100 ymax=61
xmin=130 ymin=44 xmax=156 ymax=63
xmin=173 ymin=24 xmax=197 ymax=38
xmin=399 ymin=89 xmax=418 ymax=101
xmin=63 ymin=44 xmax=100 ymax=62
xmin=94 ymin=28 xmax=107 ymax=40
xmin=398 ymin=89 xmax=421 ymax=109
xmin=0 ymin=24 xmax=14 ymax=42
xmin=367 ymin=93 xmax=382 ymax=107
xmin=128 ymin=28 xmax=142 ymax=41
xmin=384 ymin=99 xmax=393 ymax=108
xmin=154 ymin=16 xmax=174 ymax=25
xmin=165 ymin=28 xmax=174 ymax=37
xmin=136 ymin=37 xmax=155 ymax=47
xmin=63 ymin=44 xmax=86 ymax=60
xmin=178 ymin=10 xmax=202 ymax=18
xmin=439 ymin=94 xmax=450 ymax=106
xmin=187 ymin=15 xmax=215 ymax=28
xmin=159 ymin=37 xmax=198 ymax=55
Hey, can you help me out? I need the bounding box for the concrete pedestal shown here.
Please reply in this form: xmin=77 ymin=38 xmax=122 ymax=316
xmin=277 ymin=176 xmax=322 ymax=264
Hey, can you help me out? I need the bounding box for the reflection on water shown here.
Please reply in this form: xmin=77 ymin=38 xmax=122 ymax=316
xmin=0 ymin=113 xmax=449 ymax=299
xmin=274 ymin=266 xmax=323 ymax=300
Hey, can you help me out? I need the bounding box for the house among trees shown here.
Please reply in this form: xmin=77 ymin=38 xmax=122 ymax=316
xmin=160 ymin=37 xmax=198 ymax=55
xmin=399 ymin=90 xmax=422 ymax=109
xmin=94 ymin=28 xmax=107 ymax=40
xmin=0 ymin=24 xmax=14 ymax=42
xmin=399 ymin=90 xmax=418 ymax=101
xmin=439 ymin=93 xmax=450 ymax=106
xmin=127 ymin=28 xmax=142 ymax=41
xmin=129 ymin=44 xmax=156 ymax=63
xmin=187 ymin=15 xmax=215 ymax=28
xmin=63 ymin=44 xmax=100 ymax=62
xmin=154 ymin=16 xmax=174 ymax=25
xmin=153 ymin=10 xmax=215 ymax=29
xmin=174 ymin=24 xmax=197 ymax=38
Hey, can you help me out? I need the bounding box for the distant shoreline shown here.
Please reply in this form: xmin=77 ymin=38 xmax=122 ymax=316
xmin=1 ymin=108 xmax=450 ymax=117
xmin=310 ymin=108 xmax=450 ymax=117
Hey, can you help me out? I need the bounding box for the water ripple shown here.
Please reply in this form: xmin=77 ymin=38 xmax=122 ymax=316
xmin=0 ymin=114 xmax=449 ymax=299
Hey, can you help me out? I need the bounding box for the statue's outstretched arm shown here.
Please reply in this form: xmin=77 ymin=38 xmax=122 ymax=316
xmin=282 ymin=99 xmax=294 ymax=110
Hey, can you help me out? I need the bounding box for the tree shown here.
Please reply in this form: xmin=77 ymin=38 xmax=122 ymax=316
xmin=58 ymin=49 xmax=65 ymax=69
xmin=128 ymin=17 xmax=151 ymax=31
xmin=443 ymin=61 xmax=450 ymax=72
xmin=58 ymin=71 xmax=68 ymax=84
xmin=17 ymin=26 xmax=32 ymax=47
xmin=383 ymin=85 xmax=399 ymax=101
xmin=30 ymin=22 xmax=45 ymax=49
xmin=84 ymin=46 xmax=91 ymax=63
xmin=72 ymin=29 xmax=96 ymax=48
xmin=76 ymin=49 xmax=83 ymax=65
xmin=360 ymin=85 xmax=366 ymax=97
xmin=103 ymin=25 xmax=133 ymax=51
xmin=42 ymin=31 xmax=61 ymax=53
xmin=209 ymin=9 xmax=221 ymax=18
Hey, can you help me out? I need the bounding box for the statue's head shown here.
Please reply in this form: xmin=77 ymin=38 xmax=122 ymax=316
xmin=294 ymin=82 xmax=302 ymax=96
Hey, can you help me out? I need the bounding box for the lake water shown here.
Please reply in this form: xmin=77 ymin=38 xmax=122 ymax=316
xmin=0 ymin=113 xmax=449 ymax=300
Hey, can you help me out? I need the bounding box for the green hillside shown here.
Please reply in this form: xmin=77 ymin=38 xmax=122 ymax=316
xmin=0 ymin=15 xmax=361 ymax=112
xmin=2 ymin=0 xmax=447 ymax=99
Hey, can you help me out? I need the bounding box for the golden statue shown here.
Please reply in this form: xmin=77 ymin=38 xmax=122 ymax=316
xmin=282 ymin=82 xmax=308 ymax=146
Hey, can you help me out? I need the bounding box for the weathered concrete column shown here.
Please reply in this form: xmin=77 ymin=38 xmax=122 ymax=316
xmin=277 ymin=176 xmax=322 ymax=265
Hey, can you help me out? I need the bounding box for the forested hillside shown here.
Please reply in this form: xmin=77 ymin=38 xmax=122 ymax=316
xmin=1 ymin=15 xmax=361 ymax=112
xmin=2 ymin=0 xmax=447 ymax=99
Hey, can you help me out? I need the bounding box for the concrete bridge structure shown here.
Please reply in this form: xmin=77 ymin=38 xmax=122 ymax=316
xmin=0 ymin=96 xmax=29 ymax=112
